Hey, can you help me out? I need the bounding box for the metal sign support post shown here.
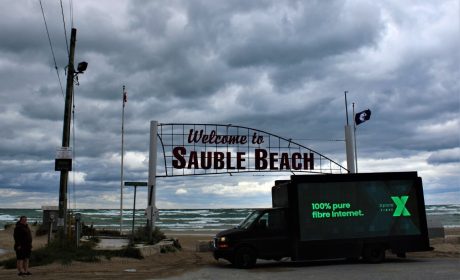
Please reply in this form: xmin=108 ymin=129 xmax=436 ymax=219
xmin=132 ymin=185 xmax=137 ymax=239
xmin=124 ymin=182 xmax=147 ymax=242
xmin=147 ymin=121 xmax=158 ymax=241
xmin=345 ymin=125 xmax=356 ymax=173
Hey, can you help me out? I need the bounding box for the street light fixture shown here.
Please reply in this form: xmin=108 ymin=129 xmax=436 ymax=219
xmin=76 ymin=61 xmax=88 ymax=74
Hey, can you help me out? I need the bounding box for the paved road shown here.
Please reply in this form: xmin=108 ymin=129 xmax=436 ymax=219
xmin=158 ymin=258 xmax=459 ymax=280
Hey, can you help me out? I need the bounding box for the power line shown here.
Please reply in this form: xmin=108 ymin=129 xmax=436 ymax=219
xmin=292 ymin=138 xmax=345 ymax=142
xmin=38 ymin=0 xmax=65 ymax=98
xmin=71 ymin=90 xmax=77 ymax=210
xmin=69 ymin=0 xmax=74 ymax=28
xmin=59 ymin=0 xmax=70 ymax=57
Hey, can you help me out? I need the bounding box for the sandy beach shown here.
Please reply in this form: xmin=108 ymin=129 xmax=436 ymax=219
xmin=0 ymin=227 xmax=459 ymax=280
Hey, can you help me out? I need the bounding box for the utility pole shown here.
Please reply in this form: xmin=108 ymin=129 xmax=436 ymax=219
xmin=58 ymin=28 xmax=77 ymax=238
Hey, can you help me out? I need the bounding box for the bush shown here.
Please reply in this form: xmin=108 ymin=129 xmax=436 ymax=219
xmin=35 ymin=224 xmax=49 ymax=237
xmin=131 ymin=226 xmax=166 ymax=245
xmin=159 ymin=239 xmax=182 ymax=254
xmin=3 ymin=224 xmax=14 ymax=230
xmin=0 ymin=238 xmax=143 ymax=269
xmin=151 ymin=227 xmax=166 ymax=245
xmin=96 ymin=229 xmax=121 ymax=236
xmin=0 ymin=258 xmax=16 ymax=269
xmin=81 ymin=223 xmax=96 ymax=237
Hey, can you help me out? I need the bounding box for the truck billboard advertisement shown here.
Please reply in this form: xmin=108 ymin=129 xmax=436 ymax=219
xmin=214 ymin=172 xmax=431 ymax=267
xmin=297 ymin=179 xmax=422 ymax=241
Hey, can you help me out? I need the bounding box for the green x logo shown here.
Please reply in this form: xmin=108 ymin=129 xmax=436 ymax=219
xmin=391 ymin=196 xmax=411 ymax=217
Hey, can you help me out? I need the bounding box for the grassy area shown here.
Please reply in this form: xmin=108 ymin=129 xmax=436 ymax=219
xmin=0 ymin=237 xmax=142 ymax=269
xmin=0 ymin=225 xmax=178 ymax=269
xmin=131 ymin=226 xmax=166 ymax=245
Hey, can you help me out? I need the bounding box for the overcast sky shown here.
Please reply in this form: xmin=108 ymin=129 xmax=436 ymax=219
xmin=0 ymin=0 xmax=458 ymax=210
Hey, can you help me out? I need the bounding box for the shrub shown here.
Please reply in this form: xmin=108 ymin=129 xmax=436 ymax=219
xmin=35 ymin=224 xmax=49 ymax=237
xmin=3 ymin=223 xmax=14 ymax=230
xmin=0 ymin=237 xmax=142 ymax=269
xmin=131 ymin=226 xmax=166 ymax=245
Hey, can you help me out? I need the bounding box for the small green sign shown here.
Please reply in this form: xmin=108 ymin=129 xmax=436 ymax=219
xmin=391 ymin=196 xmax=411 ymax=217
xmin=124 ymin=181 xmax=148 ymax=186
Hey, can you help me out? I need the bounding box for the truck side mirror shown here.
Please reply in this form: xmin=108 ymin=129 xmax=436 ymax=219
xmin=257 ymin=219 xmax=267 ymax=229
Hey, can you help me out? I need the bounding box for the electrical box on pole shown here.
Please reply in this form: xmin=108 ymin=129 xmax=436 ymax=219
xmin=55 ymin=147 xmax=72 ymax=171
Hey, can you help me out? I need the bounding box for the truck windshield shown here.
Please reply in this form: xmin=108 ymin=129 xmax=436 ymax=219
xmin=237 ymin=210 xmax=261 ymax=229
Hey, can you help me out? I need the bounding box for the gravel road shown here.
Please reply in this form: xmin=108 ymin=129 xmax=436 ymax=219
xmin=159 ymin=257 xmax=460 ymax=280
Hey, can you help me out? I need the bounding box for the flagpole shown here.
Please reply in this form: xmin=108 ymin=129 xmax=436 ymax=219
xmin=344 ymin=91 xmax=349 ymax=125
xmin=344 ymin=91 xmax=356 ymax=173
xmin=120 ymin=85 xmax=126 ymax=234
xmin=353 ymin=102 xmax=358 ymax=173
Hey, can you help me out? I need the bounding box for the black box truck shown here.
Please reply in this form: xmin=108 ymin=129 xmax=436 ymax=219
xmin=213 ymin=172 xmax=432 ymax=268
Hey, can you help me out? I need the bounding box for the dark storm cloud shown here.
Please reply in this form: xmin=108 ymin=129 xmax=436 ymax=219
xmin=223 ymin=2 xmax=382 ymax=68
xmin=427 ymin=149 xmax=460 ymax=165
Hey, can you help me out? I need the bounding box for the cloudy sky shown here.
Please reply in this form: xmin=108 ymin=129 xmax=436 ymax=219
xmin=0 ymin=0 xmax=458 ymax=210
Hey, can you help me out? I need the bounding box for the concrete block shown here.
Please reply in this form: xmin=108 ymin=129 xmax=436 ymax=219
xmin=427 ymin=217 xmax=445 ymax=239
xmin=196 ymin=240 xmax=213 ymax=252
xmin=136 ymin=245 xmax=160 ymax=257
xmin=444 ymin=235 xmax=460 ymax=244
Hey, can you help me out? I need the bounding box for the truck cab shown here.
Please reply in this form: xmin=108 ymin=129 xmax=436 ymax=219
xmin=213 ymin=208 xmax=290 ymax=268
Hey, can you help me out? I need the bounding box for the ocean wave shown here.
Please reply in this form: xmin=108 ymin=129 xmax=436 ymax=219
xmin=2 ymin=207 xmax=459 ymax=231
xmin=161 ymin=209 xmax=212 ymax=214
xmin=0 ymin=214 xmax=17 ymax=221
xmin=427 ymin=212 xmax=460 ymax=216
xmin=158 ymin=216 xmax=242 ymax=221
xmin=444 ymin=225 xmax=460 ymax=228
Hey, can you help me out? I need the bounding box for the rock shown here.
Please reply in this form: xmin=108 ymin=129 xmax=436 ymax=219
xmin=196 ymin=240 xmax=213 ymax=252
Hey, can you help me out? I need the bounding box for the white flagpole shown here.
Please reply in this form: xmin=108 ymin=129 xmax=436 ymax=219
xmin=120 ymin=85 xmax=126 ymax=234
xmin=345 ymin=91 xmax=349 ymax=126
xmin=147 ymin=120 xmax=158 ymax=241
xmin=353 ymin=102 xmax=358 ymax=173
xmin=344 ymin=91 xmax=356 ymax=173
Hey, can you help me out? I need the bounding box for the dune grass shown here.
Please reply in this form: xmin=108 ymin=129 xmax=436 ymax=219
xmin=0 ymin=225 xmax=176 ymax=269
xmin=0 ymin=238 xmax=143 ymax=269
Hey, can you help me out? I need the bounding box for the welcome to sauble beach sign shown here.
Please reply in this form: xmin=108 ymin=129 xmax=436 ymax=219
xmin=151 ymin=122 xmax=348 ymax=177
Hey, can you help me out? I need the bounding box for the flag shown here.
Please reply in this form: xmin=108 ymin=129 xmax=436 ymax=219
xmin=123 ymin=91 xmax=127 ymax=104
xmin=355 ymin=109 xmax=371 ymax=125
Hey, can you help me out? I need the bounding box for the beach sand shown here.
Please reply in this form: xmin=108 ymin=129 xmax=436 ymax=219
xmin=0 ymin=227 xmax=458 ymax=280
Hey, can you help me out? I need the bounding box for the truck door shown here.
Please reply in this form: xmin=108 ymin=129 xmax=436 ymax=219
xmin=253 ymin=209 xmax=290 ymax=259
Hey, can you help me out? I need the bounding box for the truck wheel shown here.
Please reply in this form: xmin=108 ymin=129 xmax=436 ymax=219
xmin=234 ymin=247 xmax=257 ymax=268
xmin=363 ymin=245 xmax=385 ymax=263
